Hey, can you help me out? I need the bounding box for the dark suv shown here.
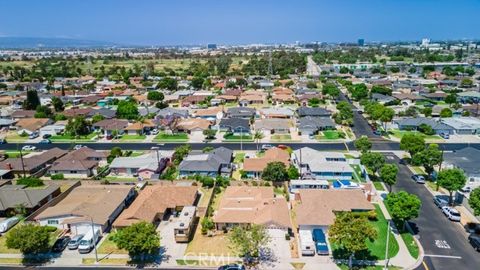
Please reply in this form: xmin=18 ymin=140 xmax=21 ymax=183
xmin=468 ymin=234 xmax=480 ymax=251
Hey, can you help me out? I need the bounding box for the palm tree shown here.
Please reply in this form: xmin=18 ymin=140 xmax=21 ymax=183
xmin=253 ymin=131 xmax=264 ymax=152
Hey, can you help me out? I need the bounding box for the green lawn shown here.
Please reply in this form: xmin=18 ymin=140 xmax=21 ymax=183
xmin=234 ymin=152 xmax=246 ymax=163
xmin=223 ymin=134 xmax=253 ymax=141
xmin=50 ymin=133 xmax=97 ymax=142
xmin=316 ymin=130 xmax=346 ymax=140
xmin=119 ymin=134 xmax=146 ymax=141
xmin=270 ymin=134 xmax=292 ymax=141
xmin=97 ymin=235 xmax=128 ymax=254
xmin=411 ymin=166 xmax=425 ymax=175
xmin=129 ymin=151 xmax=145 ymax=157
xmin=366 ymin=204 xmax=399 ymax=260
xmin=372 ymin=181 xmax=385 ymax=191
xmin=5 ymin=133 xmax=28 ymax=142
xmin=4 ymin=151 xmax=32 ymax=158
xmin=104 ymin=176 xmax=138 ymax=182
xmin=153 ymin=132 xmax=188 ymax=142
xmin=351 ymin=164 xmax=365 ymax=182
xmin=338 ymin=265 xmax=401 ymax=270
xmin=389 ymin=130 xmax=441 ymax=140
xmin=400 ymin=228 xmax=419 ymax=259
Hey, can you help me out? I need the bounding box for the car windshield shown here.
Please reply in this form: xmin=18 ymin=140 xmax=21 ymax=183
xmin=79 ymin=239 xmax=90 ymax=245
xmin=451 ymin=211 xmax=460 ymax=216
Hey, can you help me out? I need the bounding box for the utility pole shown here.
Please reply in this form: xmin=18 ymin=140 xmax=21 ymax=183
xmin=90 ymin=217 xmax=98 ymax=263
xmin=384 ymin=220 xmax=391 ymax=270
xmin=19 ymin=146 xmax=26 ymax=178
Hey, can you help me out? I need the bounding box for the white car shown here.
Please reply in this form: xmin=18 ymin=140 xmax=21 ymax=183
xmin=150 ymin=129 xmax=159 ymax=135
xmin=21 ymin=145 xmax=36 ymax=151
xmin=442 ymin=206 xmax=461 ymax=222
xmin=73 ymin=145 xmax=84 ymax=150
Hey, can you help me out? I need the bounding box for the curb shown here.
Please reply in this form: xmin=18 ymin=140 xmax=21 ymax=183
xmin=405 ymin=222 xmax=425 ymax=270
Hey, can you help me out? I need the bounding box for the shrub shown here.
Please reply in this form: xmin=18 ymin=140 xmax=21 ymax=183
xmin=50 ymin=173 xmax=64 ymax=180
xmin=44 ymin=226 xmax=57 ymax=233
xmin=17 ymin=177 xmax=44 ymax=187
xmin=285 ymin=233 xmax=291 ymax=241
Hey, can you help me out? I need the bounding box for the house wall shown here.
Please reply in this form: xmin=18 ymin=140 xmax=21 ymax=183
xmin=49 ymin=169 xmax=92 ymax=178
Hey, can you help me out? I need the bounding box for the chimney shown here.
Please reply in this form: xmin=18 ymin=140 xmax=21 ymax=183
xmin=6 ymin=163 xmax=12 ymax=170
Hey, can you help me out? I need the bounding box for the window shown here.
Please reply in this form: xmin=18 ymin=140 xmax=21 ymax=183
xmin=70 ymin=171 xmax=78 ymax=174
xmin=48 ymin=220 xmax=59 ymax=225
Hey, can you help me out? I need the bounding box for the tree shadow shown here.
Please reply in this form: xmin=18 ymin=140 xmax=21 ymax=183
xmin=332 ymin=247 xmax=378 ymax=261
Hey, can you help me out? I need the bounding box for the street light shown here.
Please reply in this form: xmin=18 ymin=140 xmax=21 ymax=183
xmin=89 ymin=216 xmax=99 ymax=263
xmin=384 ymin=219 xmax=391 ymax=270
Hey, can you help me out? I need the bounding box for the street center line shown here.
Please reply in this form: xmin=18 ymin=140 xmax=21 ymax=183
xmin=422 ymin=261 xmax=430 ymax=270
xmin=423 ymin=254 xmax=462 ymax=259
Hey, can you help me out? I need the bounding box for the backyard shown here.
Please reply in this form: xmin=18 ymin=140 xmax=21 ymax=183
xmin=153 ymin=132 xmax=188 ymax=142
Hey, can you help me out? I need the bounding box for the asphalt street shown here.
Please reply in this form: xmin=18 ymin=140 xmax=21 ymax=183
xmin=383 ymin=153 xmax=480 ymax=270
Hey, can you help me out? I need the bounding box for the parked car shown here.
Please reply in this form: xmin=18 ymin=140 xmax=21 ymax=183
xmin=39 ymin=139 xmax=51 ymax=144
xmin=433 ymin=195 xmax=449 ymax=208
xmin=412 ymin=175 xmax=426 ymax=184
xmin=277 ymin=144 xmax=288 ymax=150
xmin=67 ymin=234 xmax=85 ymax=250
xmin=28 ymin=132 xmax=39 ymax=139
xmin=440 ymin=133 xmax=450 ymax=139
xmin=373 ymin=130 xmax=382 ymax=136
xmin=73 ymin=145 xmax=84 ymax=150
xmin=468 ymin=234 xmax=480 ymax=251
xmin=21 ymin=145 xmax=36 ymax=151
xmin=261 ymin=144 xmax=273 ymax=151
xmin=460 ymin=186 xmax=472 ymax=193
xmin=218 ymin=264 xmax=245 ymax=270
xmin=42 ymin=134 xmax=52 ymax=139
xmin=52 ymin=236 xmax=71 ymax=252
xmin=151 ymin=129 xmax=159 ymax=135
xmin=0 ymin=138 xmax=6 ymax=144
xmin=442 ymin=206 xmax=461 ymax=222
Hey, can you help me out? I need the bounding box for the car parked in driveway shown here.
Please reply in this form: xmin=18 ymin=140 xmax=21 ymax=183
xmin=28 ymin=132 xmax=39 ymax=139
xmin=67 ymin=234 xmax=84 ymax=250
xmin=442 ymin=206 xmax=461 ymax=222
xmin=52 ymin=236 xmax=71 ymax=252
xmin=433 ymin=195 xmax=449 ymax=208
xmin=412 ymin=174 xmax=426 ymax=184
xmin=440 ymin=132 xmax=450 ymax=139
xmin=468 ymin=234 xmax=480 ymax=251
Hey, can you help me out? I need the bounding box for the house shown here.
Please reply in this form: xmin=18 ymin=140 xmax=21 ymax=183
xmin=174 ymin=118 xmax=211 ymax=134
xmin=124 ymin=120 xmax=155 ymax=135
xmin=443 ymin=147 xmax=480 ymax=188
xmin=181 ymin=95 xmax=208 ymax=107
xmin=458 ymin=91 xmax=480 ymax=103
xmin=297 ymin=117 xmax=335 ymax=136
xmin=92 ymin=119 xmax=129 ymax=136
xmin=260 ymin=108 xmax=294 ymax=119
xmin=243 ymin=147 xmax=290 ymax=178
xmin=11 ymin=110 xmax=35 ymax=120
xmin=422 ymin=91 xmax=447 ymax=101
xmin=440 ymin=117 xmax=480 ymax=135
xmin=226 ymin=107 xmax=256 ymax=119
xmin=254 ymin=119 xmax=291 ymax=134
xmin=219 ymin=118 xmax=251 ymax=135
xmin=213 ymin=186 xmax=292 ymax=232
xmin=0 ymin=184 xmax=61 ymax=216
xmin=16 ymin=118 xmax=53 ymax=134
xmin=0 ymin=148 xmax=67 ymax=175
xmin=394 ymin=117 xmax=454 ymax=135
xmin=63 ymin=108 xmax=94 ymax=118
xmin=110 ymin=152 xmax=168 ymax=179
xmin=0 ymin=119 xmax=16 ymax=129
xmin=239 ymin=90 xmax=266 ymax=106
xmin=192 ymin=107 xmax=223 ymax=120
xmin=178 ymin=147 xmax=233 ymax=178
xmin=296 ymin=107 xmax=332 ymax=118
xmin=35 ymin=185 xmax=135 ymax=234
xmin=295 ymin=189 xmax=374 ymax=231
xmin=297 ymin=93 xmax=323 ymax=106
xmin=49 ymin=147 xmax=108 ymax=178
xmin=39 ymin=124 xmax=65 ymax=137
xmin=371 ymin=93 xmax=398 ymax=104
xmin=113 ymin=184 xmax=199 ymax=228
xmin=87 ymin=108 xmax=116 ymax=119
xmin=292 ymin=147 xmax=353 ymax=180
xmin=156 ymin=107 xmax=189 ymax=119
xmin=393 ymin=93 xmax=425 ymax=106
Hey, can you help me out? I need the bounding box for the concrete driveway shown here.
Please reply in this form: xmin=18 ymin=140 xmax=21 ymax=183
xmin=266 ymin=229 xmax=291 ymax=262
xmin=157 ymin=215 xmax=188 ymax=263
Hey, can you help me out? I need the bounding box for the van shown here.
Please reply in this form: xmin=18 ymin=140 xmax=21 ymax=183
xmin=0 ymin=217 xmax=20 ymax=233
xmin=299 ymin=230 xmax=315 ymax=256
xmin=312 ymin=229 xmax=329 ymax=255
xmin=78 ymin=228 xmax=101 ymax=254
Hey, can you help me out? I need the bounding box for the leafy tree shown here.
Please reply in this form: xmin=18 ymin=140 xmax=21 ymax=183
xmin=349 ymin=83 xmax=369 ymax=101
xmin=65 ymin=116 xmax=90 ymax=136
xmin=147 ymin=91 xmax=164 ymax=101
xmin=287 ymin=165 xmax=300 ymax=180
xmin=191 ymin=77 xmax=205 ymax=89
xmin=423 ymin=107 xmax=432 ymax=117
xmin=418 ymin=123 xmax=435 ymax=135
xmin=203 ymin=129 xmax=216 ymax=140
xmin=306 ymin=81 xmax=317 ymax=89
xmin=110 ymin=147 xmax=123 ymax=158
xmin=6 ymin=224 xmax=50 ymax=254
xmin=54 ymin=113 xmax=67 ymax=121
xmin=360 ymin=152 xmax=385 ymax=174
xmin=445 ymin=93 xmax=457 ymax=105
xmin=322 ymin=83 xmax=340 ymax=98
xmin=354 ymin=136 xmax=372 ymax=153
xmin=111 ymin=221 xmax=160 ymax=260
xmin=51 ymin=96 xmax=64 ymax=112
xmin=116 ymin=100 xmax=139 ymax=120
xmin=23 ymin=90 xmax=40 ymax=110
xmin=437 ymin=168 xmax=466 ymax=205
xmin=334 ymin=101 xmax=353 ymax=126
xmin=157 ymin=77 xmax=177 ymax=90
xmin=308 ymin=97 xmax=320 ymax=107
xmin=34 ymin=105 xmax=53 ymax=118
xmin=400 ymin=133 xmax=425 ymax=157
xmin=380 ymin=107 xmax=395 ymax=132
xmin=202 ymin=146 xmax=214 ymax=153
xmin=172 ymin=145 xmax=191 ymax=165
xmin=228 ymin=224 xmax=270 ymax=262
xmin=371 ymin=85 xmax=392 ymax=96
xmin=440 ymin=108 xmax=453 ymax=118
xmin=261 ymin=162 xmax=289 ymax=181
xmin=380 ymin=164 xmax=398 ymax=192
xmin=17 ymin=177 xmax=44 ymax=187
xmin=201 ymin=217 xmax=215 ymax=234
xmin=385 ymin=191 xmax=421 ymax=230
xmin=155 ymin=101 xmax=168 ymax=109
xmin=329 ymin=212 xmax=377 ymax=269
xmin=91 ymin=114 xmax=105 ymax=123
xmin=412 ymin=144 xmax=442 ymax=178
xmin=469 ymin=188 xmax=480 ymax=216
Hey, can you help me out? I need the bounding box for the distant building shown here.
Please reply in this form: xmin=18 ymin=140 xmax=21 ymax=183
xmin=357 ymin=38 xmax=365 ymax=47
xmin=207 ymin=43 xmax=217 ymax=50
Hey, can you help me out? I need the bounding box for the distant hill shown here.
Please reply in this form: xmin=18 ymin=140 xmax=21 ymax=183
xmin=0 ymin=37 xmax=119 ymax=49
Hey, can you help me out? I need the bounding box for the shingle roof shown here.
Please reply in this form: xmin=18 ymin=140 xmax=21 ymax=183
xmin=297 ymin=107 xmax=332 ymax=117
xmin=0 ymin=148 xmax=67 ymax=172
xmin=443 ymin=147 xmax=480 ymax=176
xmin=179 ymin=147 xmax=232 ymax=172
xmin=219 ymin=118 xmax=250 ymax=130
xmin=243 ymin=147 xmax=290 ymax=172
xmin=49 ymin=147 xmax=107 ymax=171
xmin=296 ymin=189 xmax=374 ymax=226
xmin=113 ymin=184 xmax=198 ymax=227
xmin=298 ymin=116 xmax=335 ymax=130
xmin=0 ymin=184 xmax=60 ymax=210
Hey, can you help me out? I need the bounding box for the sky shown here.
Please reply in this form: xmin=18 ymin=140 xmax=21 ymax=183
xmin=1 ymin=0 xmax=480 ymax=45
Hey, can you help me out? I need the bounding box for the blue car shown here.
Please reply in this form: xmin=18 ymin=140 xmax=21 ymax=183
xmin=312 ymin=229 xmax=329 ymax=255
xmin=39 ymin=139 xmax=51 ymax=144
